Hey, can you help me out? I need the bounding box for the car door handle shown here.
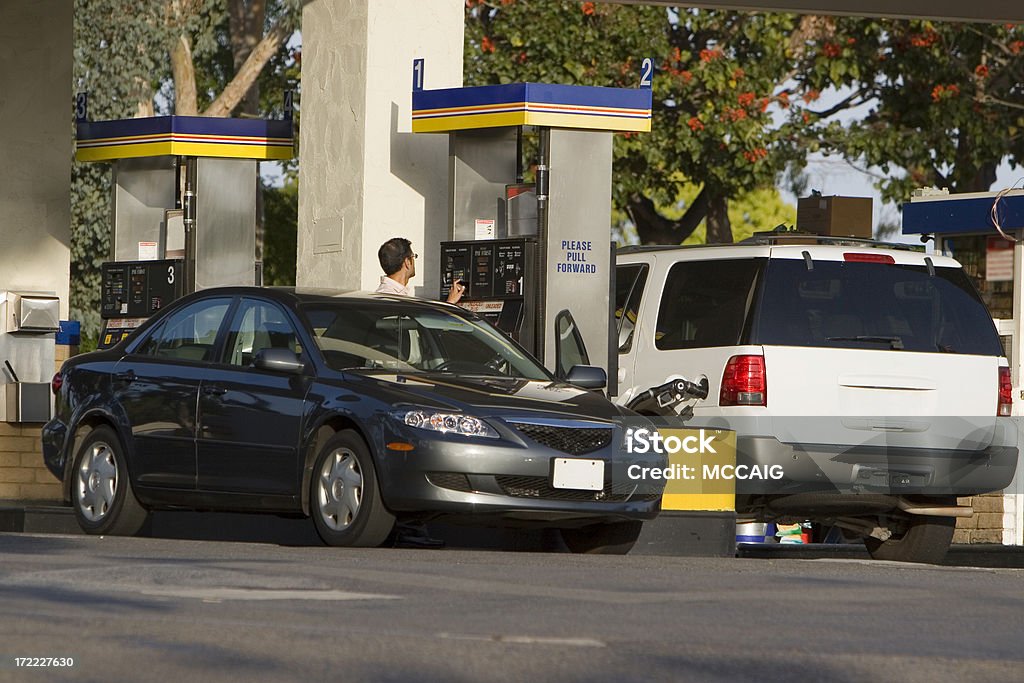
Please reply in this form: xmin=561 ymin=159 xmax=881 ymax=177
xmin=114 ymin=370 xmax=136 ymax=383
xmin=202 ymin=385 xmax=228 ymax=396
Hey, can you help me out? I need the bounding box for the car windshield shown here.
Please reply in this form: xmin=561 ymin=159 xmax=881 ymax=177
xmin=301 ymin=301 xmax=551 ymax=380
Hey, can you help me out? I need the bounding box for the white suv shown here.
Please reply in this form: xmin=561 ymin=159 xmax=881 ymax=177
xmin=614 ymin=235 xmax=1018 ymax=563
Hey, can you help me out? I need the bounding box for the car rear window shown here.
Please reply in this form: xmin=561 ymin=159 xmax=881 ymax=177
xmin=749 ymin=259 xmax=1004 ymax=356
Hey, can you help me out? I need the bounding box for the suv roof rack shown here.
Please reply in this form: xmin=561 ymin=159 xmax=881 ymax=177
xmin=616 ymin=232 xmax=924 ymax=254
xmin=739 ymin=232 xmax=923 ymax=251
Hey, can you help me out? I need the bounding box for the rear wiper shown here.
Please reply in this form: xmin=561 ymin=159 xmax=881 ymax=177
xmin=826 ymin=335 xmax=904 ymax=350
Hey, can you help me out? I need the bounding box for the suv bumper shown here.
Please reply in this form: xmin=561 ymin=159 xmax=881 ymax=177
xmin=738 ymin=435 xmax=1018 ymax=495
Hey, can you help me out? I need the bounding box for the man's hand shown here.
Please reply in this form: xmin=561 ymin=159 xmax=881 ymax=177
xmin=446 ymin=280 xmax=466 ymax=304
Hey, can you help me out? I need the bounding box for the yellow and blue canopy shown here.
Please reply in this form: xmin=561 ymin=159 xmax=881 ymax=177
xmin=76 ymin=116 xmax=294 ymax=162
xmin=412 ymin=83 xmax=652 ymax=134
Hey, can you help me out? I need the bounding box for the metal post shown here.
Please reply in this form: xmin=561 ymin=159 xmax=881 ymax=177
xmin=534 ymin=127 xmax=550 ymax=362
xmin=182 ymin=156 xmax=197 ymax=294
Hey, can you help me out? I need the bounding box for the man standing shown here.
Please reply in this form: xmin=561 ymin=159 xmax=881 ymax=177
xmin=374 ymin=238 xmax=462 ymax=548
xmin=375 ymin=237 xmax=464 ymax=303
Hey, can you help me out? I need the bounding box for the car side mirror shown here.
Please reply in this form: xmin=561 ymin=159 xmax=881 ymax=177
xmin=253 ymin=347 xmax=305 ymax=374
xmin=565 ymin=364 xmax=607 ymax=390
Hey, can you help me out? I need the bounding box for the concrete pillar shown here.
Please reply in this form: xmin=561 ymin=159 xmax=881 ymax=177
xmin=0 ymin=0 xmax=71 ymax=502
xmin=297 ymin=0 xmax=463 ymax=297
xmin=0 ymin=0 xmax=72 ymax=317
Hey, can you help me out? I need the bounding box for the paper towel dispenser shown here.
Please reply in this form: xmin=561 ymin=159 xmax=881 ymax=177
xmin=6 ymin=292 xmax=60 ymax=333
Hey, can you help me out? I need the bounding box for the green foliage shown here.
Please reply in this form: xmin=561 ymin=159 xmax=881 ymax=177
xmin=795 ymin=19 xmax=1024 ymax=203
xmin=262 ymin=177 xmax=298 ymax=285
xmin=465 ymin=2 xmax=816 ymax=243
xmin=615 ymin=184 xmax=796 ymax=245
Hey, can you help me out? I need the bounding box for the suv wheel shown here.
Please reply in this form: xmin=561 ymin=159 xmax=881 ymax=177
xmin=71 ymin=426 xmax=148 ymax=536
xmin=310 ymin=430 xmax=395 ymax=547
xmin=560 ymin=520 xmax=643 ymax=554
xmin=864 ymin=514 xmax=956 ymax=564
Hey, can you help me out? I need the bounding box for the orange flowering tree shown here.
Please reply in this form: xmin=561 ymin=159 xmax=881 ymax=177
xmin=465 ymin=2 xmax=821 ymax=244
xmin=795 ymin=19 xmax=1024 ymax=203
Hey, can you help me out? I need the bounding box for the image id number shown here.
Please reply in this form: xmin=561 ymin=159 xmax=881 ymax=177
xmin=14 ymin=657 xmax=75 ymax=667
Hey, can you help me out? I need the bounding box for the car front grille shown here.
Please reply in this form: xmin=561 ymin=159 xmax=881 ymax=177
xmin=495 ymin=475 xmax=659 ymax=503
xmin=511 ymin=422 xmax=612 ymax=455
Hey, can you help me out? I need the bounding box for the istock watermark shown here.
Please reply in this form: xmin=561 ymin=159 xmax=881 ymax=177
xmin=625 ymin=427 xmax=718 ymax=455
xmin=623 ymin=427 xmax=782 ymax=489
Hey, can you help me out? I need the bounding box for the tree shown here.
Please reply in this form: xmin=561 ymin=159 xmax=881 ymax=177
xmin=795 ymin=18 xmax=1024 ymax=203
xmin=262 ymin=175 xmax=298 ymax=285
xmin=465 ymin=2 xmax=820 ymax=244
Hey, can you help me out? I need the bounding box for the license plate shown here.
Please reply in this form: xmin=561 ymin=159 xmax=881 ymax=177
xmin=552 ymin=458 xmax=604 ymax=491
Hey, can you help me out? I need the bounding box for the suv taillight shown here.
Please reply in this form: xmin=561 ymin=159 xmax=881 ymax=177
xmin=998 ymin=367 xmax=1012 ymax=416
xmin=51 ymin=372 xmax=63 ymax=395
xmin=720 ymin=355 xmax=766 ymax=406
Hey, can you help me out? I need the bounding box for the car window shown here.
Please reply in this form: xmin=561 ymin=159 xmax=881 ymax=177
xmin=223 ymin=299 xmax=302 ymax=367
xmin=302 ymin=301 xmax=551 ymax=380
xmin=135 ymin=297 xmax=232 ymax=361
xmin=554 ymin=310 xmax=589 ymax=378
xmin=615 ymin=264 xmax=648 ymax=353
xmin=655 ymin=260 xmax=762 ymax=350
xmin=750 ymin=260 xmax=1005 ymax=355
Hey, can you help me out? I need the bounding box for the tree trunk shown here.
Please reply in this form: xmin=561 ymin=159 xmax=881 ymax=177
xmin=705 ymin=193 xmax=733 ymax=244
xmin=204 ymin=19 xmax=290 ymax=118
xmin=228 ymin=0 xmax=266 ymax=116
xmin=629 ymin=188 xmax=708 ymax=245
xmin=951 ymin=129 xmax=998 ymax=193
xmin=171 ymin=33 xmax=199 ymax=115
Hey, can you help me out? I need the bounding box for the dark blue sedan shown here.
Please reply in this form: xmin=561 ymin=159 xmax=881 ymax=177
xmin=43 ymin=288 xmax=664 ymax=552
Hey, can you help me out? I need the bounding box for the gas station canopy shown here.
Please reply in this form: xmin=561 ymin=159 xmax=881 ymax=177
xmin=411 ymin=83 xmax=652 ymax=134
xmin=75 ymin=115 xmax=294 ymax=162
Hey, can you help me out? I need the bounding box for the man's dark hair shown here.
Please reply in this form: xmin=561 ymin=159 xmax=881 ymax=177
xmin=378 ymin=237 xmax=413 ymax=276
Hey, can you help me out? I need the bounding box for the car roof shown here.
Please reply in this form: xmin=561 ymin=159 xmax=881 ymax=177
xmin=615 ymin=233 xmax=958 ymax=268
xmin=617 ymin=233 xmax=926 ymax=254
xmin=174 ymin=286 xmax=460 ymax=310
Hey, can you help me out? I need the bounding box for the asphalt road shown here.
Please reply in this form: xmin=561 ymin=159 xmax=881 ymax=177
xmin=0 ymin=532 xmax=1022 ymax=683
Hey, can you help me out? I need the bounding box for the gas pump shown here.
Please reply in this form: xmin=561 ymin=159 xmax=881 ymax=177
xmin=412 ymin=74 xmax=653 ymax=393
xmin=439 ymin=238 xmax=536 ymax=346
xmin=75 ymin=96 xmax=294 ymax=347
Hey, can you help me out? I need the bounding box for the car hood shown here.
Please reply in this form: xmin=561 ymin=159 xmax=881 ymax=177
xmin=348 ymin=372 xmax=626 ymax=422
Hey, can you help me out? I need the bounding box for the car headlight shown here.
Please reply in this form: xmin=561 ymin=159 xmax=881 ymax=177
xmin=394 ymin=409 xmax=499 ymax=438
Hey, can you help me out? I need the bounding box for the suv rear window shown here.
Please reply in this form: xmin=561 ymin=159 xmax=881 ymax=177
xmin=750 ymin=259 xmax=1004 ymax=356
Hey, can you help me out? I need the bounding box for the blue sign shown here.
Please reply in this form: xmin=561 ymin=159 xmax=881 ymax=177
xmin=56 ymin=320 xmax=81 ymax=346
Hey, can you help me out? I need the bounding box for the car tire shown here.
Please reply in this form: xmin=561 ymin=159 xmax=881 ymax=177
xmin=560 ymin=520 xmax=643 ymax=555
xmin=310 ymin=430 xmax=395 ymax=547
xmin=71 ymin=425 xmax=148 ymax=536
xmin=863 ymin=515 xmax=956 ymax=564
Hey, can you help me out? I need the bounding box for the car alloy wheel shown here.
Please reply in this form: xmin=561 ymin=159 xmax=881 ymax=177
xmin=308 ymin=430 xmax=395 ymax=547
xmin=77 ymin=440 xmax=118 ymax=522
xmin=317 ymin=448 xmax=364 ymax=531
xmin=70 ymin=425 xmax=148 ymax=536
